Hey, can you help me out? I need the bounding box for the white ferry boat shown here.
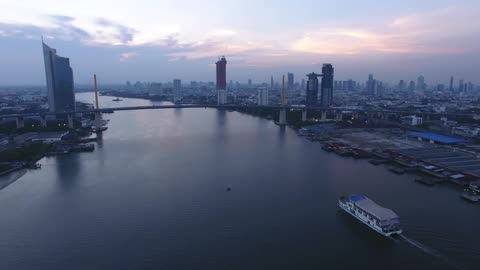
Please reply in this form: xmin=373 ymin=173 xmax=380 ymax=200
xmin=339 ymin=195 xmax=402 ymax=237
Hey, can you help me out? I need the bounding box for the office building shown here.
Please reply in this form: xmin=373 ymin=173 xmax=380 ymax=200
xmin=417 ymin=75 xmax=425 ymax=90
xmin=409 ymin=81 xmax=415 ymax=92
xmin=173 ymin=79 xmax=181 ymax=101
xmin=366 ymin=74 xmax=376 ymax=95
xmin=398 ymin=80 xmax=406 ymax=91
xmin=42 ymin=41 xmax=75 ymax=112
xmin=401 ymin=115 xmax=423 ymax=126
xmin=306 ymin=73 xmax=320 ymax=107
xmin=320 ymin=64 xmax=334 ymax=107
xmin=216 ymin=56 xmax=227 ymax=105
xmin=449 ymin=76 xmax=454 ymax=92
xmin=287 ymin=73 xmax=294 ymax=90
xmin=257 ymin=87 xmax=269 ymax=106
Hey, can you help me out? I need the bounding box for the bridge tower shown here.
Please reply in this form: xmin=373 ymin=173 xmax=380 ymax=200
xmin=93 ymin=74 xmax=103 ymax=131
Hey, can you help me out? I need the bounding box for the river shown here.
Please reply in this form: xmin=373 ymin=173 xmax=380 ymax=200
xmin=0 ymin=92 xmax=478 ymax=270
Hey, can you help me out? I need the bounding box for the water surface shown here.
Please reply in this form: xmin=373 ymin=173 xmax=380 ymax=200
xmin=0 ymin=93 xmax=478 ymax=270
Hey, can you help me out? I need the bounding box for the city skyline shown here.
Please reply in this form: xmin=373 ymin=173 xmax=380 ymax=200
xmin=0 ymin=0 xmax=479 ymax=85
xmin=2 ymin=2 xmax=480 ymax=269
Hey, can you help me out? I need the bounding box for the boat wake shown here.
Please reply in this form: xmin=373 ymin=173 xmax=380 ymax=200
xmin=399 ymin=234 xmax=441 ymax=258
xmin=398 ymin=234 xmax=465 ymax=270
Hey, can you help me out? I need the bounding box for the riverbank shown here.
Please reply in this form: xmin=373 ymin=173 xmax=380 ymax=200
xmin=297 ymin=124 xmax=480 ymax=203
xmin=0 ymin=169 xmax=26 ymax=191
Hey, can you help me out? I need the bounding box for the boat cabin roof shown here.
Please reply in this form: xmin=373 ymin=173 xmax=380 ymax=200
xmin=349 ymin=195 xmax=399 ymax=221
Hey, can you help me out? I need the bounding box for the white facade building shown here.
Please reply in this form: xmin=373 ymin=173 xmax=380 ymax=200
xmin=217 ymin=90 xmax=227 ymax=105
xmin=452 ymin=126 xmax=480 ymax=138
xmin=400 ymin=115 xmax=423 ymax=126
xmin=257 ymin=87 xmax=269 ymax=106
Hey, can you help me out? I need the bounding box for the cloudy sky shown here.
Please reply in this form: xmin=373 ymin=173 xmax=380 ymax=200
xmin=0 ymin=0 xmax=479 ymax=86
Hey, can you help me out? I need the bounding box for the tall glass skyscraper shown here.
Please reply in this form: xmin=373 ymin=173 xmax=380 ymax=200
xmin=287 ymin=73 xmax=294 ymax=90
xmin=306 ymin=73 xmax=320 ymax=107
xmin=216 ymin=56 xmax=227 ymax=105
xmin=320 ymin=64 xmax=334 ymax=107
xmin=42 ymin=41 xmax=75 ymax=112
xmin=216 ymin=56 xmax=227 ymax=90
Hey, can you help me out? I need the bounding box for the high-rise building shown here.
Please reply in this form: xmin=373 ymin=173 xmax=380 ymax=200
xmin=417 ymin=75 xmax=425 ymax=90
xmin=270 ymin=76 xmax=274 ymax=90
xmin=346 ymin=80 xmax=356 ymax=91
xmin=216 ymin=56 xmax=227 ymax=90
xmin=437 ymin=84 xmax=445 ymax=91
xmin=409 ymin=81 xmax=415 ymax=92
xmin=287 ymin=73 xmax=294 ymax=90
xmin=257 ymin=87 xmax=269 ymax=106
xmin=216 ymin=56 xmax=227 ymax=105
xmin=306 ymin=73 xmax=320 ymax=107
xmin=366 ymin=74 xmax=376 ymax=95
xmin=301 ymin=79 xmax=306 ymax=90
xmin=320 ymin=64 xmax=334 ymax=107
xmin=468 ymin=82 xmax=475 ymax=93
xmin=42 ymin=41 xmax=75 ymax=112
xmin=190 ymin=81 xmax=198 ymax=90
xmin=459 ymin=79 xmax=464 ymax=92
xmin=449 ymin=76 xmax=454 ymax=92
xmin=398 ymin=80 xmax=406 ymax=91
xmin=248 ymin=79 xmax=252 ymax=88
xmin=173 ymin=79 xmax=181 ymax=101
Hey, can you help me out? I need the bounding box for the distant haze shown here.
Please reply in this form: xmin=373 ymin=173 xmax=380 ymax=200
xmin=0 ymin=0 xmax=479 ymax=85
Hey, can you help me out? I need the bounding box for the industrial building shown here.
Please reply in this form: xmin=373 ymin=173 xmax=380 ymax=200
xmin=408 ymin=132 xmax=465 ymax=145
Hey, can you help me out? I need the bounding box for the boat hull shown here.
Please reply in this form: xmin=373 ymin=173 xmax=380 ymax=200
xmin=461 ymin=193 xmax=480 ymax=202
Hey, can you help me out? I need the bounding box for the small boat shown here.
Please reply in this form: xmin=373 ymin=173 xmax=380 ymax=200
xmin=414 ymin=177 xmax=436 ymax=186
xmin=389 ymin=168 xmax=405 ymax=175
xmin=461 ymin=192 xmax=480 ymax=202
xmin=112 ymin=98 xmax=122 ymax=102
xmin=339 ymin=195 xmax=402 ymax=237
xmin=369 ymin=159 xmax=387 ymax=165
xmin=468 ymin=183 xmax=480 ymax=193
xmin=461 ymin=183 xmax=480 ymax=202
xmin=321 ymin=145 xmax=335 ymax=152
xmin=335 ymin=147 xmax=352 ymax=157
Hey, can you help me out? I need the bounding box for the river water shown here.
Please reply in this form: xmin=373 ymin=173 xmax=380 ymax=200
xmin=0 ymin=92 xmax=478 ymax=270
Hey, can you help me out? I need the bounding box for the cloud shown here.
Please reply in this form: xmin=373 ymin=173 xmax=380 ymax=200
xmin=2 ymin=5 xmax=479 ymax=71
xmin=0 ymin=15 xmax=138 ymax=46
xmin=291 ymin=6 xmax=480 ymax=55
xmin=209 ymin=29 xmax=237 ymax=37
xmin=119 ymin=51 xmax=138 ymax=62
xmin=0 ymin=15 xmax=90 ymax=41
xmin=292 ymin=29 xmax=412 ymax=54
xmin=89 ymin=18 xmax=138 ymax=45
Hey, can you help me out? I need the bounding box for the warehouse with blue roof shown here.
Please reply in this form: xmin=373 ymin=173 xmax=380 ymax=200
xmin=408 ymin=132 xmax=465 ymax=145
